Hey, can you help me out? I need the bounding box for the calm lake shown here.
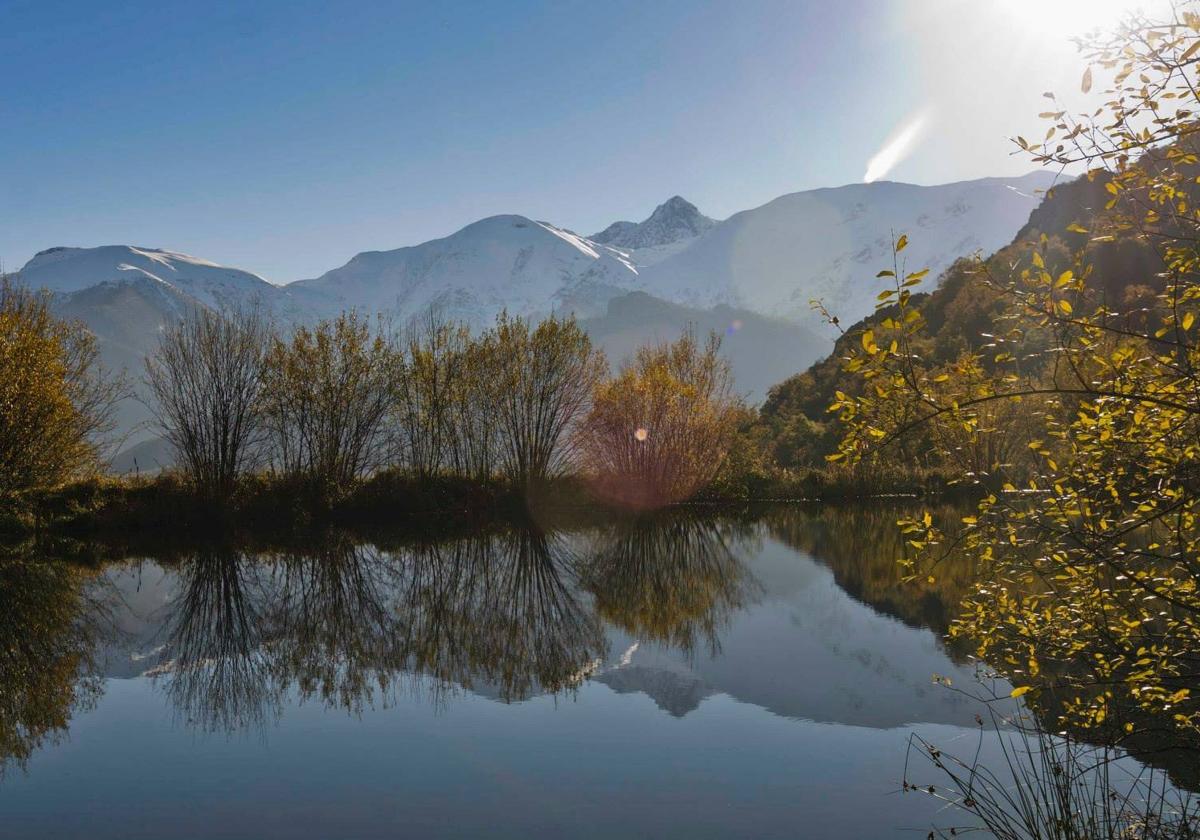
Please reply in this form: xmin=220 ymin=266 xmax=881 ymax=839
xmin=0 ymin=505 xmax=1146 ymax=838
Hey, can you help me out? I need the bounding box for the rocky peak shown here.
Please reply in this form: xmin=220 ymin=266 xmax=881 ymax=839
xmin=591 ymin=196 xmax=716 ymax=250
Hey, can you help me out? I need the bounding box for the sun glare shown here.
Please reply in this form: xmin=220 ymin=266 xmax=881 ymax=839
xmin=863 ymin=111 xmax=931 ymax=183
xmin=998 ymin=0 xmax=1148 ymax=40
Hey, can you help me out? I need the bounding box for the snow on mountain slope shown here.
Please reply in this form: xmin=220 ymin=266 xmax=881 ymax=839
xmin=290 ymin=214 xmax=640 ymax=327
xmin=635 ymin=172 xmax=1057 ymax=331
xmin=15 ymin=175 xmax=1051 ymax=337
xmin=591 ymin=195 xmax=717 ymax=267
xmin=17 ymin=245 xmax=279 ymax=312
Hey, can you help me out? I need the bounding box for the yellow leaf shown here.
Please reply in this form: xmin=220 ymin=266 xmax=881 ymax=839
xmin=1011 ymin=686 xmax=1032 ymax=698
xmin=895 ymin=234 xmax=908 ymax=252
xmin=1184 ymin=312 xmax=1195 ymax=331
xmin=1058 ymin=299 xmax=1073 ymax=315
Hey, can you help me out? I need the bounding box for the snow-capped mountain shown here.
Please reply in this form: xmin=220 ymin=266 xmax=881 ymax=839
xmin=633 ymin=171 xmax=1057 ymax=330
xmin=289 ymin=214 xmax=640 ymax=327
xmin=15 ymin=174 xmax=1054 ymax=341
xmin=590 ymin=195 xmax=716 ymax=266
xmin=17 ymin=245 xmax=278 ymax=313
xmin=14 ymin=247 xmax=297 ymax=448
xmin=12 ymin=172 xmax=1058 ymax=458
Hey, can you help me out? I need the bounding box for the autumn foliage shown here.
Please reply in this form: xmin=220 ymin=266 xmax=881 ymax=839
xmin=830 ymin=12 xmax=1200 ymax=752
xmin=578 ymin=330 xmax=741 ymax=510
xmin=0 ymin=279 xmax=118 ymax=497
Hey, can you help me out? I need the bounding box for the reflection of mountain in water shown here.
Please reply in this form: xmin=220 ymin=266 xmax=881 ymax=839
xmin=6 ymin=507 xmax=1197 ymax=797
xmin=596 ymin=665 xmax=714 ymax=718
xmin=592 ymin=537 xmax=981 ymax=729
xmin=7 ymin=508 xmax=984 ymax=766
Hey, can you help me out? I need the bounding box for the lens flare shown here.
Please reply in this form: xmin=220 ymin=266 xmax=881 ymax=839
xmin=863 ymin=110 xmax=930 ymax=183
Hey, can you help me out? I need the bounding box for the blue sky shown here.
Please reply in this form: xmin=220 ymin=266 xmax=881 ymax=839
xmin=0 ymin=0 xmax=1146 ymax=282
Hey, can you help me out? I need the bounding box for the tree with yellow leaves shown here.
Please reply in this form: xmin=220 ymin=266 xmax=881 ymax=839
xmin=831 ymin=9 xmax=1200 ymax=754
xmin=0 ymin=278 xmax=119 ymax=497
xmin=578 ymin=329 xmax=741 ymax=509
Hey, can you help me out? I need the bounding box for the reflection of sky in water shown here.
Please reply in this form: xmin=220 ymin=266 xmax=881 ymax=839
xmin=0 ymin=515 xmax=1123 ymax=838
xmin=4 ymin=678 xmax=996 ymax=839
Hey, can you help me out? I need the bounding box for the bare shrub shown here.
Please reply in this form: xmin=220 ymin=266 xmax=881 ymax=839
xmin=144 ymin=306 xmax=269 ymax=500
xmin=484 ymin=313 xmax=606 ymax=487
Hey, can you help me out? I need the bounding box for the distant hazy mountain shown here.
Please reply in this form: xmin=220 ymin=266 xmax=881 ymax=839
xmin=51 ymin=275 xmax=201 ymax=445
xmin=17 ymin=176 xmax=1052 ymax=341
xmin=581 ymin=291 xmax=825 ymax=402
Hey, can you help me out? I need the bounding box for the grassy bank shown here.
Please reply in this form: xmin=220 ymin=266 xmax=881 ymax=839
xmin=0 ymin=471 xmax=523 ymax=544
xmin=0 ymin=463 xmax=977 ymax=545
xmin=703 ymin=463 xmax=974 ymax=503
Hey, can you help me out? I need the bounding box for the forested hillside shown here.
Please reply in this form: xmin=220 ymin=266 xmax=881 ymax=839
xmin=756 ymin=166 xmax=1172 ymax=469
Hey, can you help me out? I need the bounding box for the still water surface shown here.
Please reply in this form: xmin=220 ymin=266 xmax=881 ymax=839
xmin=0 ymin=506 xmax=1027 ymax=838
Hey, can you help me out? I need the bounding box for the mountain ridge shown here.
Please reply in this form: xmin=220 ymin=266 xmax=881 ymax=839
xmin=10 ymin=173 xmax=1056 ymax=458
xmin=17 ymin=174 xmax=1053 ymax=333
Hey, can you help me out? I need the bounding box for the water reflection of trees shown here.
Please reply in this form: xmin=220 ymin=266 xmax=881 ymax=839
xmin=266 ymin=539 xmax=401 ymax=714
xmin=152 ymin=528 xmax=611 ymax=731
xmin=764 ymin=504 xmax=974 ymax=637
xmin=396 ymin=529 xmax=607 ymax=703
xmin=160 ymin=549 xmax=280 ymax=732
xmin=579 ymin=515 xmax=755 ymax=657
xmin=0 ymin=513 xmax=755 ymax=746
xmin=152 ymin=515 xmax=753 ymax=732
xmin=0 ymin=552 xmax=105 ymax=775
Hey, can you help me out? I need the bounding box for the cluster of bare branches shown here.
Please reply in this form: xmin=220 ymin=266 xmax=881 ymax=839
xmin=145 ymin=306 xmax=606 ymax=499
xmin=905 ymin=700 xmax=1198 ymax=839
xmin=145 ymin=305 xmax=270 ymax=500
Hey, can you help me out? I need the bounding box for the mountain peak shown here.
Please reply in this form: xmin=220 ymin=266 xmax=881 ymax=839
xmin=591 ymin=196 xmax=716 ymax=251
xmin=655 ymin=195 xmax=699 ymax=214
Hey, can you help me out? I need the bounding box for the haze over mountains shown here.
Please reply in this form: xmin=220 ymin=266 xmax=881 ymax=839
xmin=12 ymin=173 xmax=1056 ymax=462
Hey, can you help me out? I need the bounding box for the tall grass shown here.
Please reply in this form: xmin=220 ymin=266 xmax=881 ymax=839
xmin=904 ymin=706 xmax=1198 ymax=839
